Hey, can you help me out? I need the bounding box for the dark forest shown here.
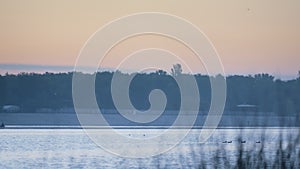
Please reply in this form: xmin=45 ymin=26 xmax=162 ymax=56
xmin=0 ymin=69 xmax=299 ymax=115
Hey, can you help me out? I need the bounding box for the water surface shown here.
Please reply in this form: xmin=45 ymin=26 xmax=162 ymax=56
xmin=0 ymin=128 xmax=299 ymax=168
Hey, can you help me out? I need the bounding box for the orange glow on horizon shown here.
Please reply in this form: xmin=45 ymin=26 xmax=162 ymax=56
xmin=0 ymin=0 xmax=299 ymax=76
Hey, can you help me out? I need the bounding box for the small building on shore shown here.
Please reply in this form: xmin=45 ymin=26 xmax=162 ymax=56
xmin=236 ymin=104 xmax=258 ymax=112
xmin=2 ymin=105 xmax=21 ymax=113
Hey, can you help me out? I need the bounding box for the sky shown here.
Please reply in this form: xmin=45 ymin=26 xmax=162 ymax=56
xmin=0 ymin=0 xmax=300 ymax=79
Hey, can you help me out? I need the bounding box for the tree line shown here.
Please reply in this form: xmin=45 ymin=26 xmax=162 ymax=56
xmin=0 ymin=69 xmax=299 ymax=115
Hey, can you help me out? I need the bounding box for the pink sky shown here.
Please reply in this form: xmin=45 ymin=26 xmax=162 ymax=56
xmin=0 ymin=0 xmax=299 ymax=78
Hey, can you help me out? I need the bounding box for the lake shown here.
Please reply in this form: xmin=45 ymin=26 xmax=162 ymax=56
xmin=0 ymin=128 xmax=299 ymax=168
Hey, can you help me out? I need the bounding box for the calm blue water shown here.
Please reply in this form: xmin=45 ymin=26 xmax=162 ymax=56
xmin=0 ymin=128 xmax=299 ymax=168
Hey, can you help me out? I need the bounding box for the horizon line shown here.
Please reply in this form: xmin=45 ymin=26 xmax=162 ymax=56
xmin=0 ymin=63 xmax=298 ymax=80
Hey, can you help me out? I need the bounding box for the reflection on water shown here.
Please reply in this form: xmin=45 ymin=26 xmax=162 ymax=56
xmin=0 ymin=128 xmax=299 ymax=168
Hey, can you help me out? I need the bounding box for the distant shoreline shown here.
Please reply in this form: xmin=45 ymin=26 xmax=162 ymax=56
xmin=1 ymin=112 xmax=299 ymax=127
xmin=1 ymin=125 xmax=300 ymax=130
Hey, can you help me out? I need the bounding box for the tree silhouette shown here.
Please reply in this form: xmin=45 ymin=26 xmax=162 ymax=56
xmin=171 ymin=64 xmax=182 ymax=76
xmin=0 ymin=70 xmax=299 ymax=114
xmin=156 ymin=70 xmax=167 ymax=76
